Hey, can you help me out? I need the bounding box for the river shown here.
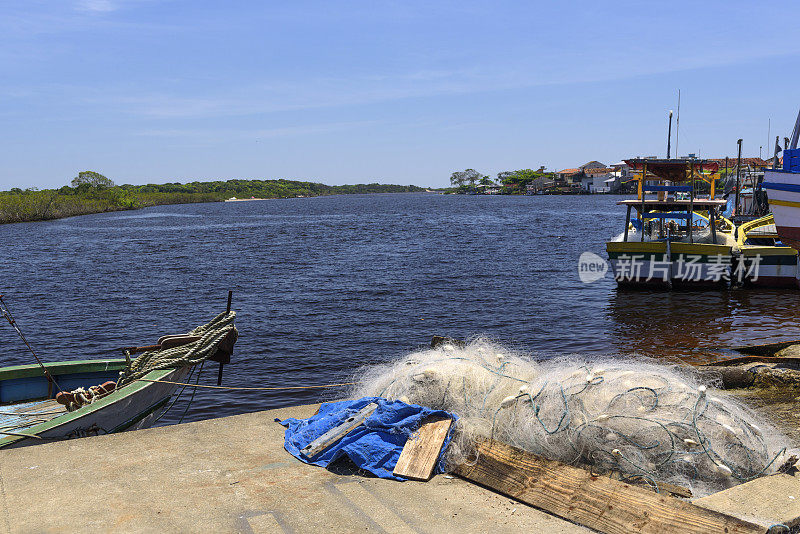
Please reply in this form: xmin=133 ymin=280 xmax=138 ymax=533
xmin=2 ymin=193 xmax=799 ymax=425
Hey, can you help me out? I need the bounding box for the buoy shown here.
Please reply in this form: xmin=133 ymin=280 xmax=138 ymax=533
xmin=500 ymin=395 xmax=517 ymax=408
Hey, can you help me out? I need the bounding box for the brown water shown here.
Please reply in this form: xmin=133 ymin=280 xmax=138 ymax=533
xmin=607 ymin=289 xmax=800 ymax=363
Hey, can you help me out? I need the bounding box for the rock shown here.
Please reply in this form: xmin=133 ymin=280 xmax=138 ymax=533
xmin=775 ymin=344 xmax=800 ymax=358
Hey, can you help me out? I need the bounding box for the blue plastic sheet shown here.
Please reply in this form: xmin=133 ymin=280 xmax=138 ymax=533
xmin=280 ymin=397 xmax=457 ymax=481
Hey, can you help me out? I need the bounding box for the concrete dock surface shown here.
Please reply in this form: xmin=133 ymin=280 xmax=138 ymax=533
xmin=0 ymin=404 xmax=590 ymax=533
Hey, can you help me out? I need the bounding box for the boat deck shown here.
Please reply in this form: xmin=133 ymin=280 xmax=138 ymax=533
xmin=746 ymin=223 xmax=778 ymax=238
xmin=0 ymin=398 xmax=67 ymax=435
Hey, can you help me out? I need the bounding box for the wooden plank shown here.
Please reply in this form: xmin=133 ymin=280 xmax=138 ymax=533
xmin=453 ymin=439 xmax=763 ymax=534
xmin=393 ymin=415 xmax=452 ymax=481
xmin=694 ymin=472 xmax=800 ymax=529
xmin=300 ymin=402 xmax=378 ymax=458
xmin=606 ymin=472 xmax=691 ymax=499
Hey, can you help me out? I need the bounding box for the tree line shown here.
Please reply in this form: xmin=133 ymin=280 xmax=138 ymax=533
xmin=0 ymin=171 xmax=426 ymax=224
xmin=449 ymin=168 xmax=551 ymax=193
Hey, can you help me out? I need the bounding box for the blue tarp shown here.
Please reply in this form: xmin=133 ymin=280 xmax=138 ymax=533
xmin=280 ymin=397 xmax=457 ymax=481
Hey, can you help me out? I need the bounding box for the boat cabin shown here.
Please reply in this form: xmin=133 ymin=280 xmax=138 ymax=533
xmin=607 ymin=159 xmax=735 ymax=289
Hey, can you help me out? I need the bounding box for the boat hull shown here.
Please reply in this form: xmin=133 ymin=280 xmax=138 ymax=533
xmin=738 ymin=246 xmax=800 ymax=288
xmin=0 ymin=360 xmax=191 ymax=449
xmin=607 ymin=241 xmax=733 ymax=288
xmin=763 ymin=169 xmax=800 ymax=249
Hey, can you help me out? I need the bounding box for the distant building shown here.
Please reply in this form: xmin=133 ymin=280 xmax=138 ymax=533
xmin=557 ymin=168 xmax=580 ymax=180
xmin=709 ymin=157 xmax=769 ymax=169
xmin=584 ymin=167 xmax=613 ymax=177
xmin=610 ymin=161 xmax=632 ymax=178
xmin=476 ymin=183 xmax=501 ymax=195
xmin=765 ymin=155 xmax=783 ymax=168
xmin=579 ymin=161 xmax=607 ymax=171
xmin=526 ymin=176 xmax=554 ymax=194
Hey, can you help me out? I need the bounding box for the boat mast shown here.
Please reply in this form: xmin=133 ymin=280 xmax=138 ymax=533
xmin=735 ymin=139 xmax=742 ymax=217
xmin=667 ymin=110 xmax=673 ymax=158
xmin=790 ymin=107 xmax=800 ymax=150
xmin=675 ymin=90 xmax=681 ymax=157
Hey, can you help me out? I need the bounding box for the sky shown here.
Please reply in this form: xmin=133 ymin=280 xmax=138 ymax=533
xmin=2 ymin=1 xmax=800 ymax=189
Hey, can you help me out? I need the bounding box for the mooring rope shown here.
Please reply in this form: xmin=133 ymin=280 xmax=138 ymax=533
xmin=117 ymin=310 xmax=237 ymax=387
xmin=135 ymin=378 xmax=356 ymax=391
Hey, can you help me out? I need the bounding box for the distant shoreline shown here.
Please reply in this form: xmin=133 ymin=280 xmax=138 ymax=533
xmin=0 ymin=187 xmax=430 ymax=225
xmin=1 ymin=187 xmax=631 ymax=225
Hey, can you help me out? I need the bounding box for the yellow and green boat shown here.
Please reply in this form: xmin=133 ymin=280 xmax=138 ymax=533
xmin=735 ymin=213 xmax=799 ymax=288
xmin=607 ymin=158 xmax=735 ymax=289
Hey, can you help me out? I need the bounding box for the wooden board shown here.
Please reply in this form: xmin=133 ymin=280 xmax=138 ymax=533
xmin=694 ymin=472 xmax=800 ymax=528
xmin=301 ymin=402 xmax=378 ymax=458
xmin=393 ymin=415 xmax=452 ymax=480
xmin=453 ymin=439 xmax=763 ymax=534
xmin=606 ymin=472 xmax=691 ymax=499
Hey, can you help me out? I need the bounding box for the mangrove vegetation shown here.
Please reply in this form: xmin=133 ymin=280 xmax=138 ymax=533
xmin=0 ymin=172 xmax=426 ymax=224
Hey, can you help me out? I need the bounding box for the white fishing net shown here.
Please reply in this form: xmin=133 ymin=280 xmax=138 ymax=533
xmin=350 ymin=338 xmax=790 ymax=497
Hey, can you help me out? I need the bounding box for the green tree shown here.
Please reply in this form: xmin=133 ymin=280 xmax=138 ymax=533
xmin=496 ymin=171 xmax=516 ymax=184
xmin=496 ymin=169 xmax=543 ymax=193
xmin=71 ymin=171 xmax=115 ymax=189
xmin=450 ymin=169 xmax=483 ymax=189
xmin=511 ymin=169 xmax=540 ymax=187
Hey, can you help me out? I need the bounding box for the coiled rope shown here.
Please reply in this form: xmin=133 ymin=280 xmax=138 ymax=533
xmin=117 ymin=311 xmax=237 ymax=388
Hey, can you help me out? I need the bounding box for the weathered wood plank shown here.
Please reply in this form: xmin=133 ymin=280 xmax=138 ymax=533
xmin=453 ymin=439 xmax=763 ymax=534
xmin=694 ymin=472 xmax=800 ymax=528
xmin=301 ymin=402 xmax=378 ymax=458
xmin=606 ymin=472 xmax=691 ymax=499
xmin=393 ymin=415 xmax=452 ymax=481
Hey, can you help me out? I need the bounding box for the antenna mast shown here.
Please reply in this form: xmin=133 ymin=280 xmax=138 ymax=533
xmin=675 ymin=89 xmax=681 ymax=157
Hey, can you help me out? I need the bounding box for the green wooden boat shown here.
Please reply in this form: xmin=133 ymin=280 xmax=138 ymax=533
xmin=0 ymin=312 xmax=237 ymax=449
xmin=0 ymin=360 xmax=192 ymax=448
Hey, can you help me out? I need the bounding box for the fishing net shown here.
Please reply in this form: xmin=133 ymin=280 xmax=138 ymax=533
xmin=350 ymin=338 xmax=791 ymax=497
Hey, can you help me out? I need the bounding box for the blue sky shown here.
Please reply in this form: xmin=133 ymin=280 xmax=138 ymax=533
xmin=2 ymin=1 xmax=800 ymax=189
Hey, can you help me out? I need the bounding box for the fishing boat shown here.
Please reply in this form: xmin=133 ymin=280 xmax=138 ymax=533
xmin=762 ymin=109 xmax=800 ymax=249
xmin=606 ymin=158 xmax=735 ymax=289
xmin=735 ymin=213 xmax=799 ymax=288
xmin=0 ymin=307 xmax=237 ymax=449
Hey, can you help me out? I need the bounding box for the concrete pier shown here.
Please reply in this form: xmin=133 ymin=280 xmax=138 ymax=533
xmin=0 ymin=404 xmax=588 ymax=533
